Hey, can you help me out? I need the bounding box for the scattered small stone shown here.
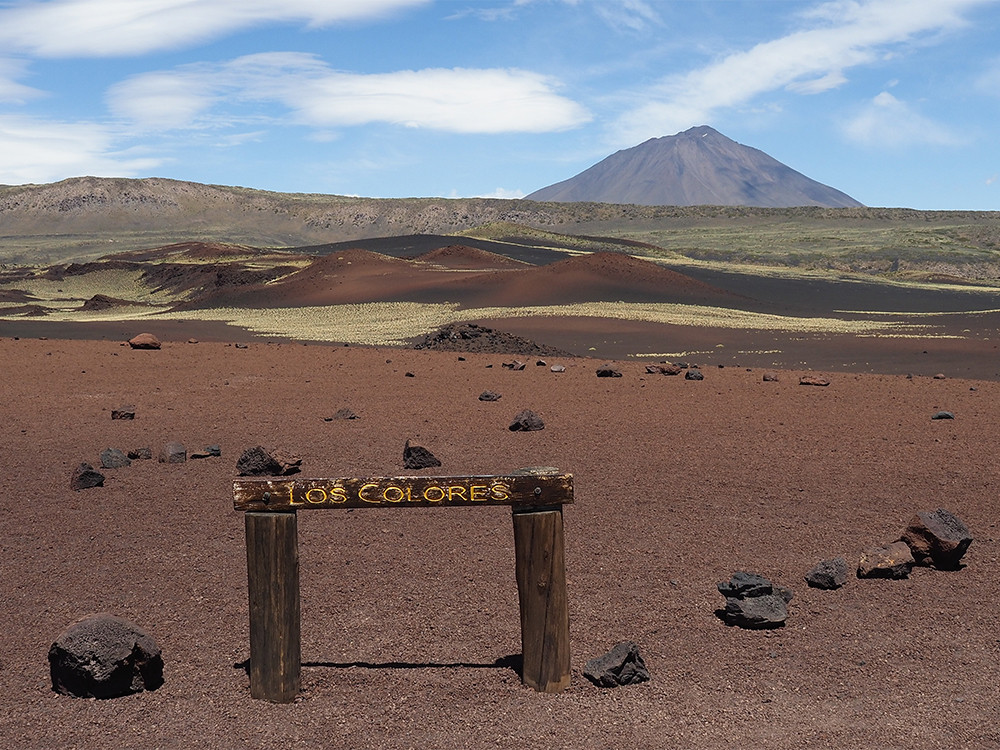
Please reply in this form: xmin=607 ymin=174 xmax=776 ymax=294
xmin=900 ymin=508 xmax=972 ymax=570
xmin=717 ymin=572 xmax=792 ymax=629
xmin=327 ymin=407 xmax=359 ymax=420
xmin=536 ymin=360 xmax=547 ymax=367
xmin=100 ymin=448 xmax=131 ymax=469
xmin=405 ymin=372 xmax=415 ymax=377
xmin=48 ymin=613 xmax=163 ymax=699
xmin=478 ymin=390 xmax=502 ymax=402
xmin=187 ymin=338 xmax=198 ymax=344
xmin=762 ymin=372 xmax=779 ymax=382
xmin=70 ymin=463 xmax=105 ymax=491
xmin=931 ymin=411 xmax=955 ymax=420
xmin=933 ymin=373 xmax=947 ymax=379
xmin=805 ymin=557 xmax=848 ymax=590
xmin=857 ymin=541 xmax=914 ymax=579
xmin=190 ymin=446 xmax=221 ymax=459
xmin=235 ymin=343 xmax=249 ymax=350
xmin=127 ymin=333 xmax=160 ymax=350
xmin=158 ymin=442 xmax=186 ymax=464
xmin=110 ymin=405 xmax=135 ymax=420
xmin=684 ymin=369 xmax=704 ymax=381
xmin=799 ymin=375 xmax=830 ymax=386
xmin=509 ymin=409 xmax=545 ymax=432
xmin=550 ymin=365 xmax=566 ymax=373
xmin=646 ymin=364 xmax=682 ymax=375
xmin=457 ymin=356 xmax=466 ymax=361
xmin=583 ymin=641 xmax=650 ymax=688
xmin=127 ymin=447 xmax=152 ymax=460
xmin=502 ymin=360 xmax=526 ymax=371
xmin=596 ymin=364 xmax=622 ymax=378
xmin=403 ymin=439 xmax=441 ymax=470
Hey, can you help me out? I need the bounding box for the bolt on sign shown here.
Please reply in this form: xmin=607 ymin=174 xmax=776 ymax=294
xmin=234 ymin=471 xmax=573 ymax=702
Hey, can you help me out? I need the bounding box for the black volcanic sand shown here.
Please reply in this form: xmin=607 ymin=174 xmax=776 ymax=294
xmin=1 ymin=338 xmax=999 ymax=749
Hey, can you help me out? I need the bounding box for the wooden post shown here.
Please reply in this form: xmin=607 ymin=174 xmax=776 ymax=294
xmin=245 ymin=511 xmax=301 ymax=702
xmin=512 ymin=507 xmax=571 ymax=693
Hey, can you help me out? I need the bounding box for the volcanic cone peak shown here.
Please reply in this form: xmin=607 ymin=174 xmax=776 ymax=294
xmin=526 ymin=125 xmax=863 ymax=208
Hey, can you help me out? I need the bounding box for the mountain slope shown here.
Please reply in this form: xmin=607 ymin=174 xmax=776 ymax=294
xmin=525 ymin=126 xmax=863 ymax=208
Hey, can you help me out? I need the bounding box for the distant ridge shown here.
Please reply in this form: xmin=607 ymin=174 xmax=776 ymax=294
xmin=525 ymin=126 xmax=863 ymax=208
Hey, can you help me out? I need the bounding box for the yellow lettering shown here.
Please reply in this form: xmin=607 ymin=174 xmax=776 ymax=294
xmin=382 ymin=485 xmax=404 ymax=503
xmin=423 ymin=485 xmax=445 ymax=503
xmin=359 ymin=483 xmax=379 ymax=503
xmin=305 ymin=487 xmax=327 ymax=504
xmin=288 ymin=484 xmax=304 ymax=506
xmin=491 ymin=482 xmax=511 ymax=502
xmin=447 ymin=485 xmax=467 ymax=503
xmin=469 ymin=485 xmax=488 ymax=502
xmin=328 ymin=486 xmax=348 ymax=504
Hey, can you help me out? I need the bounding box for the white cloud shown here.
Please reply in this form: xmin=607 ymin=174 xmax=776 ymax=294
xmin=0 ymin=0 xmax=430 ymax=57
xmin=476 ymin=187 xmax=526 ymax=199
xmin=0 ymin=116 xmax=161 ymax=184
xmin=614 ymin=0 xmax=993 ymax=143
xmin=841 ymin=91 xmax=962 ymax=146
xmin=108 ymin=53 xmax=591 ymax=134
xmin=0 ymin=59 xmax=43 ymax=104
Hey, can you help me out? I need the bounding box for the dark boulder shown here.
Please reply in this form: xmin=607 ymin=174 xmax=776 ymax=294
xmin=48 ymin=613 xmax=163 ymax=699
xmin=70 ymin=463 xmax=105 ymax=491
xmin=805 ymin=557 xmax=849 ymax=590
xmin=509 ymin=409 xmax=545 ymax=432
xmin=583 ymin=641 xmax=650 ymax=688
xmin=717 ymin=571 xmax=792 ymax=629
xmin=684 ymin=369 xmax=704 ymax=381
xmin=596 ymin=365 xmax=622 ymax=378
xmin=236 ymin=446 xmax=282 ymax=476
xmin=100 ymin=448 xmax=131 ymax=469
xmin=403 ymin=439 xmax=441 ymax=470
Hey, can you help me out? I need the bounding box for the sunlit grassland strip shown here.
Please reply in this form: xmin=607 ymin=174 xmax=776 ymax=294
xmin=122 ymin=301 xmax=952 ymax=346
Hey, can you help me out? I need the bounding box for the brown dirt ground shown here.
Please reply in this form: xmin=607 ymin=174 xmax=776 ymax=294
xmin=2 ymin=332 xmax=999 ymax=749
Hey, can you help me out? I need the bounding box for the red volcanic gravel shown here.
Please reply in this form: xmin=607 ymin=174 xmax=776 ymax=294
xmin=1 ymin=337 xmax=999 ymax=749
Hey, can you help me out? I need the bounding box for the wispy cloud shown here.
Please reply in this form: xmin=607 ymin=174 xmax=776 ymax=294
xmin=0 ymin=59 xmax=43 ymax=104
xmin=841 ymin=91 xmax=963 ymax=147
xmin=0 ymin=0 xmax=430 ymax=57
xmin=0 ymin=115 xmax=161 ymax=184
xmin=108 ymin=52 xmax=591 ymax=134
xmin=614 ymin=0 xmax=992 ymax=143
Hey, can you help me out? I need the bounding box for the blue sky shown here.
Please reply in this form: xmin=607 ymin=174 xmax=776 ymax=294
xmin=1 ymin=0 xmax=999 ymax=209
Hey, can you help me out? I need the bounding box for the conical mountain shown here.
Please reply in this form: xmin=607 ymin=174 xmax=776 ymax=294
xmin=525 ymin=126 xmax=862 ymax=208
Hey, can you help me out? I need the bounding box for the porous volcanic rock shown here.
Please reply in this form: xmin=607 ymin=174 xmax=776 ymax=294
xmin=478 ymin=390 xmax=502 ymax=402
xmin=858 ymin=541 xmax=915 ymax=579
xmin=583 ymin=641 xmax=650 ymax=688
xmin=502 ymin=360 xmax=526 ymax=371
xmin=70 ymin=462 xmax=105 ymax=491
xmin=931 ymin=411 xmax=955 ymax=420
xmin=509 ymin=409 xmax=545 ymax=432
xmin=685 ymin=369 xmax=704 ymax=381
xmin=900 ymin=508 xmax=972 ymax=570
xmin=403 ymin=439 xmax=441 ymax=470
xmin=717 ymin=572 xmax=792 ymax=629
xmin=646 ymin=363 xmax=683 ymax=375
xmin=128 ymin=333 xmax=161 ymax=350
xmin=328 ymin=407 xmax=359 ymax=420
xmin=413 ymin=322 xmax=573 ymax=357
xmin=805 ymin=557 xmax=849 ymax=590
xmin=48 ymin=613 xmax=163 ymax=699
xmin=110 ymin=405 xmax=135 ymax=420
xmin=596 ymin=365 xmax=622 ymax=378
xmin=127 ymin=447 xmax=152 ymax=460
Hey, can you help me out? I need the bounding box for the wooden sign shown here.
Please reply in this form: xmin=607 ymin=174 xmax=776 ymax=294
xmin=234 ymin=474 xmax=573 ymax=512
xmin=236 ymin=469 xmax=573 ymax=701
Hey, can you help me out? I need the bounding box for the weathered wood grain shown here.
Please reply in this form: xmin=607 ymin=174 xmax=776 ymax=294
xmin=245 ymin=512 xmax=301 ymax=703
xmin=234 ymin=474 xmax=573 ymax=511
xmin=512 ymin=508 xmax=571 ymax=693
